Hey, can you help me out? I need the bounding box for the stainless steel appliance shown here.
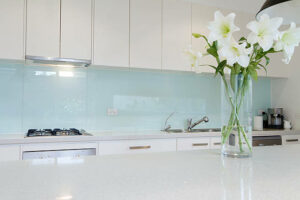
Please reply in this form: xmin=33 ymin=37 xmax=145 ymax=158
xmin=25 ymin=128 xmax=91 ymax=137
xmin=22 ymin=148 xmax=96 ymax=160
xmin=268 ymin=108 xmax=284 ymax=129
xmin=23 ymin=129 xmax=95 ymax=160
xmin=253 ymin=135 xmax=282 ymax=146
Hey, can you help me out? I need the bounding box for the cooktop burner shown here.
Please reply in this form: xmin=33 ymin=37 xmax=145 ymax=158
xmin=26 ymin=128 xmax=83 ymax=137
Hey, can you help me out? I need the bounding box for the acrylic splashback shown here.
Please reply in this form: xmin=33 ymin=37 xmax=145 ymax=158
xmin=0 ymin=60 xmax=271 ymax=134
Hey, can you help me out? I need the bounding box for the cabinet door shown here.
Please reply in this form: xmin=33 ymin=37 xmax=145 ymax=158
xmin=0 ymin=145 xmax=20 ymax=162
xmin=210 ymin=137 xmax=222 ymax=149
xmin=98 ymin=139 xmax=176 ymax=155
xmin=130 ymin=0 xmax=162 ymax=69
xmin=0 ymin=0 xmax=24 ymax=60
xmin=162 ymin=0 xmax=191 ymax=71
xmin=191 ymin=4 xmax=216 ymax=73
xmin=61 ymin=0 xmax=92 ymax=60
xmin=282 ymin=135 xmax=300 ymax=145
xmin=177 ymin=138 xmax=210 ymax=151
xmin=26 ymin=0 xmax=60 ymax=57
xmin=94 ymin=0 xmax=129 ymax=67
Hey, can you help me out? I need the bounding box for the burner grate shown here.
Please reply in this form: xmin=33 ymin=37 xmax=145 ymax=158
xmin=26 ymin=128 xmax=82 ymax=137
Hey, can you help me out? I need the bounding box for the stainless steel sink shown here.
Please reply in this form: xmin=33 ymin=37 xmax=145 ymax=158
xmin=186 ymin=128 xmax=221 ymax=133
xmin=162 ymin=129 xmax=183 ymax=133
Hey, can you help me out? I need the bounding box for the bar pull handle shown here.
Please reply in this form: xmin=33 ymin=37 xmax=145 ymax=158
xmin=192 ymin=143 xmax=208 ymax=147
xmin=286 ymin=139 xmax=298 ymax=142
xmin=129 ymin=145 xmax=151 ymax=150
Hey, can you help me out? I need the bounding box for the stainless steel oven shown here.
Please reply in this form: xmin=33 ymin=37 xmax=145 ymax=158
xmin=252 ymin=135 xmax=282 ymax=146
xmin=22 ymin=148 xmax=96 ymax=160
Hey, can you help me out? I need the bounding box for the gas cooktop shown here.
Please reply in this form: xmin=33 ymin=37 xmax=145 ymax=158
xmin=25 ymin=128 xmax=88 ymax=137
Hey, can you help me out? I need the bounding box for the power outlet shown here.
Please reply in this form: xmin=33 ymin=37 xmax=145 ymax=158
xmin=107 ymin=108 xmax=118 ymax=116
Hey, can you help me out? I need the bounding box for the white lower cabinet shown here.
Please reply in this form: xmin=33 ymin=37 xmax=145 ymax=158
xmin=0 ymin=145 xmax=20 ymax=162
xmin=282 ymin=135 xmax=300 ymax=145
xmin=210 ymin=137 xmax=222 ymax=149
xmin=177 ymin=137 xmax=210 ymax=151
xmin=98 ymin=139 xmax=177 ymax=155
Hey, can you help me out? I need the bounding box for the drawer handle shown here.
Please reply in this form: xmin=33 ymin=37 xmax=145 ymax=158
xmin=286 ymin=139 xmax=298 ymax=142
xmin=213 ymin=142 xmax=221 ymax=145
xmin=129 ymin=145 xmax=151 ymax=150
xmin=192 ymin=143 xmax=208 ymax=147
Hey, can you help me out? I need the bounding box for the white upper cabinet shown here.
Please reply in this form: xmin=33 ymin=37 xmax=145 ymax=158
xmin=94 ymin=0 xmax=129 ymax=67
xmin=130 ymin=0 xmax=162 ymax=69
xmin=162 ymin=0 xmax=191 ymax=71
xmin=26 ymin=0 xmax=92 ymax=60
xmin=26 ymin=0 xmax=60 ymax=58
xmin=61 ymin=0 xmax=92 ymax=60
xmin=0 ymin=0 xmax=24 ymax=60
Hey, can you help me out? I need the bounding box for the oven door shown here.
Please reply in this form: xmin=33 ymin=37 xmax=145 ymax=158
xmin=252 ymin=135 xmax=282 ymax=147
xmin=22 ymin=148 xmax=96 ymax=160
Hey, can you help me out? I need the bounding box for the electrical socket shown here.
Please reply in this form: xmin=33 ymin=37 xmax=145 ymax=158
xmin=107 ymin=108 xmax=118 ymax=116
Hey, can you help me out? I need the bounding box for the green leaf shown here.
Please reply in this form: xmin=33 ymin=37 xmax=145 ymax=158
xmin=239 ymin=37 xmax=247 ymax=42
xmin=207 ymin=41 xmax=219 ymax=58
xmin=215 ymin=60 xmax=226 ymax=76
xmin=266 ymin=48 xmax=276 ymax=54
xmin=264 ymin=55 xmax=270 ymax=66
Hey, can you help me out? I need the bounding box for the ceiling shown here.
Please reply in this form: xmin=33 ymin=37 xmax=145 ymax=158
xmin=189 ymin=0 xmax=266 ymax=14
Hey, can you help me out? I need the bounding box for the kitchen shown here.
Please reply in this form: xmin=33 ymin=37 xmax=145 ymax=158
xmin=0 ymin=0 xmax=300 ymax=199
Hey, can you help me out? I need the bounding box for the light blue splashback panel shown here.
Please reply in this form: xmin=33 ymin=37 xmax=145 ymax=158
xmin=0 ymin=60 xmax=271 ymax=134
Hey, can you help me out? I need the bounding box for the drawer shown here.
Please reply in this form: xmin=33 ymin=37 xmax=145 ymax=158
xmin=282 ymin=135 xmax=300 ymax=145
xmin=177 ymin=138 xmax=210 ymax=151
xmin=98 ymin=139 xmax=177 ymax=155
xmin=210 ymin=137 xmax=222 ymax=149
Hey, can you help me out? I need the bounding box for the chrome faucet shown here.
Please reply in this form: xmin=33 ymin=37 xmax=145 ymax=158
xmin=187 ymin=116 xmax=209 ymax=132
xmin=162 ymin=112 xmax=176 ymax=132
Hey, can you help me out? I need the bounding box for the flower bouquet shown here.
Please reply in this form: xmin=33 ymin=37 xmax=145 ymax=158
xmin=187 ymin=11 xmax=300 ymax=157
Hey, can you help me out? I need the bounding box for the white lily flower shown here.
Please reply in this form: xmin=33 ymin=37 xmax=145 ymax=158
xmin=274 ymin=22 xmax=300 ymax=64
xmin=208 ymin=11 xmax=240 ymax=44
xmin=247 ymin=14 xmax=283 ymax=51
xmin=184 ymin=45 xmax=202 ymax=67
xmin=218 ymin=40 xmax=252 ymax=67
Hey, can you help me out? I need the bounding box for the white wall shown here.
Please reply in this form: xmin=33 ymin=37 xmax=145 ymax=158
xmin=271 ymin=48 xmax=300 ymax=129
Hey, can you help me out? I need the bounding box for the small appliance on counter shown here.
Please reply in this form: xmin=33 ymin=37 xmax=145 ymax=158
xmin=263 ymin=108 xmax=285 ymax=129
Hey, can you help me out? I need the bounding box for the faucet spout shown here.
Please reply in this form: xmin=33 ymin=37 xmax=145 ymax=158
xmin=187 ymin=116 xmax=209 ymax=132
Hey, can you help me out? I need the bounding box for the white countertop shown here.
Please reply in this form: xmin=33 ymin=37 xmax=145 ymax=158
xmin=1 ymin=145 xmax=300 ymax=200
xmin=0 ymin=129 xmax=299 ymax=145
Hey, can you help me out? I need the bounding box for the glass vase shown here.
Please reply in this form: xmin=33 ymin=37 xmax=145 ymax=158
xmin=221 ymin=73 xmax=253 ymax=158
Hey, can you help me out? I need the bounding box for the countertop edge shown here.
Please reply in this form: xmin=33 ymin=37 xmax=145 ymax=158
xmin=0 ymin=129 xmax=299 ymax=145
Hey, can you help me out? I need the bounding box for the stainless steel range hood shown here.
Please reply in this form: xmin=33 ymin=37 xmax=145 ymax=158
xmin=25 ymin=55 xmax=91 ymax=67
